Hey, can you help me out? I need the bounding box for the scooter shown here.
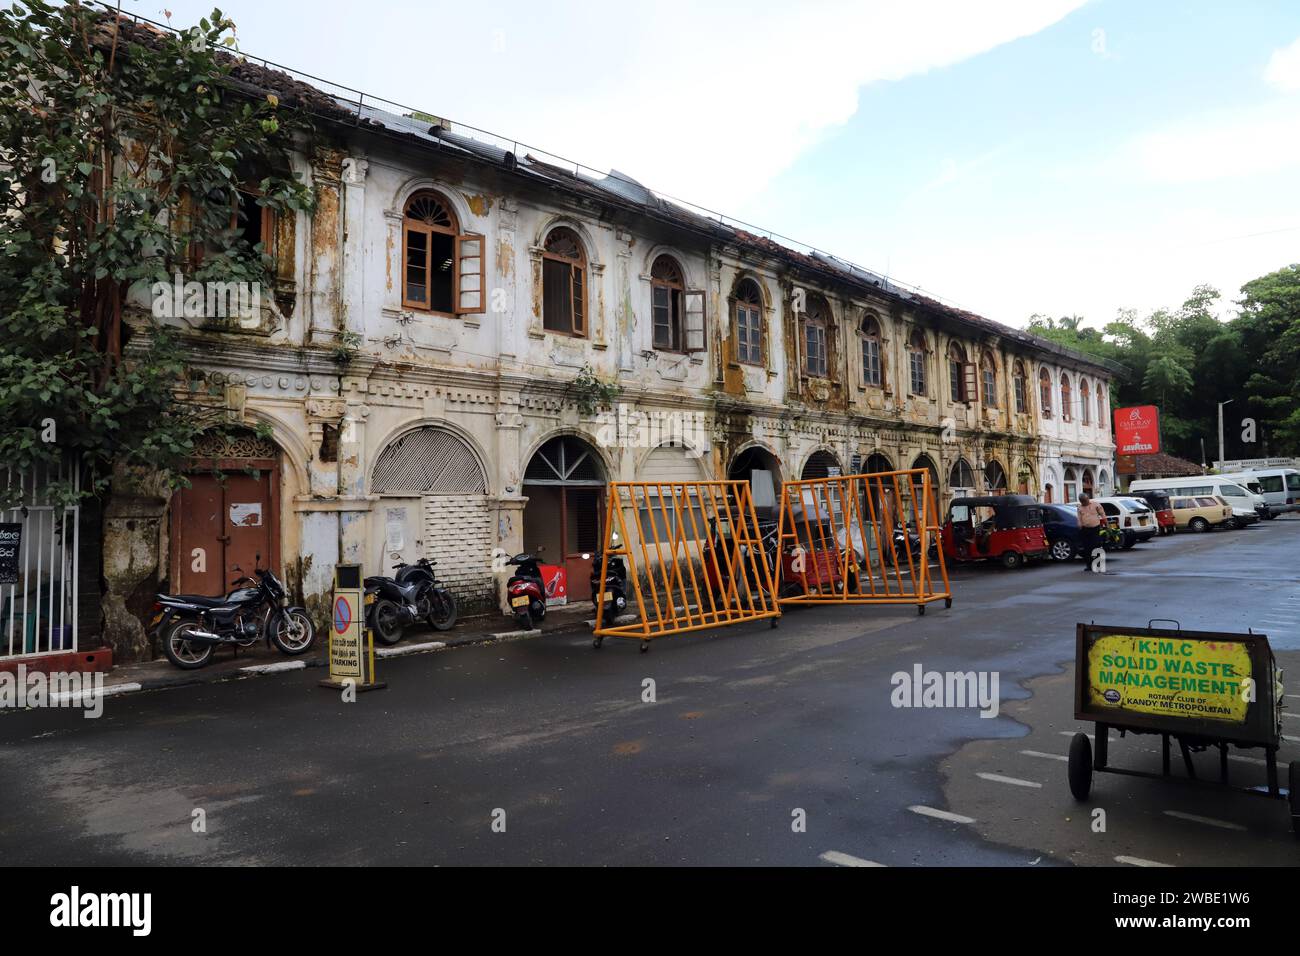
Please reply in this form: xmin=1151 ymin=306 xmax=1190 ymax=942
xmin=505 ymin=553 xmax=547 ymax=630
xmin=586 ymin=532 xmax=628 ymax=623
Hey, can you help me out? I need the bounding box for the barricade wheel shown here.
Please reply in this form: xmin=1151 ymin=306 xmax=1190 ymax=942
xmin=917 ymin=605 xmax=926 ymax=616
xmin=1068 ymin=732 xmax=1093 ymax=800
xmin=593 ymin=636 xmax=603 ymax=649
xmin=945 ymin=597 xmax=953 ymax=608
xmin=639 ymin=641 xmax=649 ymax=654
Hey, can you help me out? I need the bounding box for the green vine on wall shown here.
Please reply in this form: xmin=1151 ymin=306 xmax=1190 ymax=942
xmin=567 ymin=364 xmax=621 ymax=417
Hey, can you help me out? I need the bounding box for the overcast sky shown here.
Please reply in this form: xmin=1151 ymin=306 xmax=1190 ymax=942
xmin=126 ymin=0 xmax=1300 ymax=329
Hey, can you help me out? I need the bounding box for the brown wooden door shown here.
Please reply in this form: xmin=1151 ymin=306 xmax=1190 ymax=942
xmin=172 ymin=468 xmax=276 ymax=595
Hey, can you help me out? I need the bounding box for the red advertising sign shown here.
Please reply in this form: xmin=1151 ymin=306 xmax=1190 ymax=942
xmin=1114 ymin=405 xmax=1160 ymax=457
xmin=540 ymin=564 xmax=568 ymax=606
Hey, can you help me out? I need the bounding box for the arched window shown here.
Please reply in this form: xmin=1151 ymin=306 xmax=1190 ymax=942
xmin=651 ymin=255 xmax=685 ymax=351
xmin=949 ymin=458 xmax=975 ymax=490
xmin=1082 ymin=467 xmax=1095 ymax=497
xmin=860 ymin=314 xmax=882 ymax=387
xmin=948 ymin=342 xmax=968 ymax=403
xmin=909 ymin=331 xmax=928 ymax=396
xmin=402 ymin=191 xmax=484 ymax=315
xmin=542 ymin=227 xmax=587 ymax=336
xmin=802 ymin=295 xmax=831 ymax=378
xmin=1064 ymin=466 xmax=1079 ymax=502
xmin=1098 ymin=388 xmax=1106 ymax=430
xmin=802 ymin=449 xmax=841 ymax=479
xmin=1013 ymin=360 xmax=1027 ymax=414
xmin=1080 ymin=378 xmax=1091 ymax=425
xmin=734 ymin=278 xmax=764 ymax=365
xmin=1039 ymin=368 xmax=1052 ymax=418
xmin=984 ymin=460 xmax=1007 ymax=493
xmin=1060 ymin=373 xmax=1073 ymax=423
xmin=980 ymin=351 xmax=998 ymax=408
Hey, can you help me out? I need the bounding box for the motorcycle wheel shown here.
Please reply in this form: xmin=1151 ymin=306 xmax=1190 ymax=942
xmin=371 ymin=598 xmax=404 ymax=646
xmin=271 ymin=609 xmax=316 ymax=655
xmin=513 ymin=609 xmax=533 ymax=630
xmin=163 ymin=620 xmax=215 ymax=670
xmin=429 ymin=590 xmax=458 ymax=631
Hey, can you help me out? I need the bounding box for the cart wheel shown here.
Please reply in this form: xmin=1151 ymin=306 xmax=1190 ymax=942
xmin=593 ymin=637 xmax=603 ymax=649
xmin=770 ymin=617 xmax=779 ymax=629
xmin=945 ymin=597 xmax=953 ymax=609
xmin=639 ymin=641 xmax=649 ymax=654
xmin=917 ymin=605 xmax=926 ymax=616
xmin=1068 ymin=732 xmax=1093 ymax=800
xmin=1289 ymin=761 xmax=1300 ymax=837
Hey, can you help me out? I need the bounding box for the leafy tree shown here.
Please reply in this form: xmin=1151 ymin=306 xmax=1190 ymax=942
xmin=0 ymin=2 xmax=314 ymax=506
xmin=1236 ymin=264 xmax=1300 ymax=452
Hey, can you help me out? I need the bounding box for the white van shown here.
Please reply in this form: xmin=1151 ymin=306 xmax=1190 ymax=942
xmin=1221 ymin=468 xmax=1300 ymax=518
xmin=1128 ymin=476 xmax=1267 ymax=528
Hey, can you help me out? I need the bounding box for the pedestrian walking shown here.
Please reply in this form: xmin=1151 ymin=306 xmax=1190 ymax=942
xmin=1077 ymin=493 xmax=1107 ymax=572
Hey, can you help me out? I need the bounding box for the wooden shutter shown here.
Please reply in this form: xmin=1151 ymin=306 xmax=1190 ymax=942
xmin=684 ymin=289 xmax=706 ymax=352
xmin=455 ymin=232 xmax=485 ymax=314
xmin=963 ymin=362 xmax=978 ymax=404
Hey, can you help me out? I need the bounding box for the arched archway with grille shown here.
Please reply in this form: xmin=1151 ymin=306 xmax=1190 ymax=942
xmin=371 ymin=426 xmax=492 ymax=606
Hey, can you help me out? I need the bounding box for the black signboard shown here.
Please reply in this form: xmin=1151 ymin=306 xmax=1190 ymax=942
xmin=0 ymin=523 xmax=21 ymax=585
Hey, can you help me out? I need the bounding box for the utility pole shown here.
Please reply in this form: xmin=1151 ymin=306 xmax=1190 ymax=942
xmin=1217 ymin=399 xmax=1233 ymax=473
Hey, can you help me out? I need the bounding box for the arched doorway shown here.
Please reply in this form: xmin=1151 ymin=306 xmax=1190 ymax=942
xmin=170 ymin=428 xmax=281 ymax=595
xmin=1015 ymin=460 xmax=1034 ymax=496
xmin=911 ymin=454 xmax=941 ymax=520
xmin=1064 ymin=467 xmax=1079 ymax=503
xmin=523 ymin=435 xmax=606 ymax=601
xmin=1082 ymin=467 xmax=1096 ymax=498
xmin=949 ymin=458 xmax=975 ymax=497
xmin=728 ymin=445 xmax=782 ymax=518
xmin=801 ymin=449 xmax=841 ymax=479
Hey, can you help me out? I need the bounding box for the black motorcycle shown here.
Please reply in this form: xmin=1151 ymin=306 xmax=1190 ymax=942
xmin=394 ymin=558 xmax=458 ymax=632
xmin=153 ymin=562 xmax=315 ymax=670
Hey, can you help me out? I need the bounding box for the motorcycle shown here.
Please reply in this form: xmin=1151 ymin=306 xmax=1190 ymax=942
xmin=505 ymin=553 xmax=547 ymax=630
xmin=364 ymin=573 xmax=427 ymax=646
xmin=152 ymin=560 xmax=315 ymax=670
xmin=394 ymin=557 xmax=458 ymax=632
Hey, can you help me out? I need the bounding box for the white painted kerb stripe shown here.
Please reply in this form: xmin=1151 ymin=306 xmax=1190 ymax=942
xmin=976 ymin=772 xmax=1042 ymax=788
xmin=1115 ymin=855 xmax=1173 ymax=867
xmin=1162 ymin=810 xmax=1246 ymax=831
xmin=240 ymin=661 xmax=306 ymax=675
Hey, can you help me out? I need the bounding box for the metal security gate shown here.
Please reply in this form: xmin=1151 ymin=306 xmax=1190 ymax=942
xmin=593 ymin=480 xmax=780 ymax=650
xmin=2 ymin=462 xmax=80 ymax=659
xmin=776 ymin=467 xmax=952 ymax=615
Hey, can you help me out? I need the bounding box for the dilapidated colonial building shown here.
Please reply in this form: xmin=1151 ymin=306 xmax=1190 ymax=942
xmin=96 ymin=37 xmax=1118 ymax=661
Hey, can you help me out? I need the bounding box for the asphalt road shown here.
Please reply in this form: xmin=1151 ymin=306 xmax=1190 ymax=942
xmin=1 ymin=519 xmax=1297 ymax=866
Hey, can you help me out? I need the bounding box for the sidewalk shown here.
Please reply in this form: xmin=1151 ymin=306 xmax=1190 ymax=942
xmin=91 ymin=601 xmax=621 ymax=698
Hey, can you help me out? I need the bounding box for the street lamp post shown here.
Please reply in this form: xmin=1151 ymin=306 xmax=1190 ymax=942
xmin=1217 ymin=399 xmax=1233 ymax=472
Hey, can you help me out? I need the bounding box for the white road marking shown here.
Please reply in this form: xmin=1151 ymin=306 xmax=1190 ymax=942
xmin=48 ymin=682 xmax=142 ymax=706
xmin=1163 ymin=810 xmax=1246 ymax=831
xmin=239 ymin=661 xmax=305 ymax=675
xmin=1281 ymin=712 xmax=1300 ymax=720
xmin=375 ymin=641 xmax=446 ymax=658
xmin=1020 ymin=750 xmax=1069 ymax=762
xmin=1285 ymin=734 xmax=1300 ymax=744
xmin=977 ymin=772 xmax=1043 ymax=788
xmin=819 ymin=851 xmax=885 ymax=867
xmin=1228 ymin=754 xmax=1267 ymax=766
xmin=1115 ymin=855 xmax=1174 ymax=867
xmin=908 ymin=805 xmax=976 ymax=824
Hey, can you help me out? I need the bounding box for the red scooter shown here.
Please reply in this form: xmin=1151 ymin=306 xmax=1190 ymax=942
xmin=505 ymin=553 xmax=546 ymax=630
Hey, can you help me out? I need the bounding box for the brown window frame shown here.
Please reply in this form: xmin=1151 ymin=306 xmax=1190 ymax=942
xmin=1013 ymin=361 xmax=1027 ymax=414
xmin=401 ymin=190 xmax=485 ymax=316
xmin=542 ymin=226 xmax=588 ymax=337
xmin=733 ymin=279 xmax=764 ymax=366
xmin=980 ymin=352 xmax=998 ymax=409
xmin=1060 ymin=374 xmax=1073 ymax=423
xmin=861 ymin=315 xmax=882 ymax=387
xmin=948 ymin=343 xmax=967 ymax=403
xmin=1039 ymin=369 xmax=1053 ymax=419
xmin=1080 ymin=378 xmax=1092 ymax=425
xmin=908 ymin=332 xmax=928 ymax=396
xmin=802 ymin=298 xmax=830 ymax=379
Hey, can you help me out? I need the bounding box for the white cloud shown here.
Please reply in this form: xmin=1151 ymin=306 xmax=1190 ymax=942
xmin=1265 ymin=35 xmax=1300 ymax=92
xmin=1130 ymin=99 xmax=1300 ymax=184
xmin=136 ymin=0 xmax=1086 ymax=210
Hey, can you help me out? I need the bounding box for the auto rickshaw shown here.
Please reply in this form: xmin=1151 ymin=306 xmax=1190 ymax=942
xmin=940 ymin=495 xmax=1049 ymax=569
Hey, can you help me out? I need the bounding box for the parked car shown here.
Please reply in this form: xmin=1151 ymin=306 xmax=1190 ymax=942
xmin=939 ymin=495 xmax=1050 ymax=569
xmin=1093 ymin=496 xmax=1159 ymax=548
xmin=1131 ymin=490 xmax=1176 ymax=536
xmin=1042 ymin=503 xmax=1085 ymax=560
xmin=1221 ymin=468 xmax=1300 ymax=518
xmin=1167 ymin=494 xmax=1233 ymax=532
xmin=1129 ymin=477 xmax=1267 ymax=528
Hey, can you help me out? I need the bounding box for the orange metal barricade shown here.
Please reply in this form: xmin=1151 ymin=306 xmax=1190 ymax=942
xmin=592 ymin=480 xmax=782 ymax=649
xmin=776 ymin=468 xmax=952 ymax=614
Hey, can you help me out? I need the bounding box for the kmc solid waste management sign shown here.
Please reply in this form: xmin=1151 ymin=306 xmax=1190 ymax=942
xmin=1074 ymin=623 xmax=1279 ymax=744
